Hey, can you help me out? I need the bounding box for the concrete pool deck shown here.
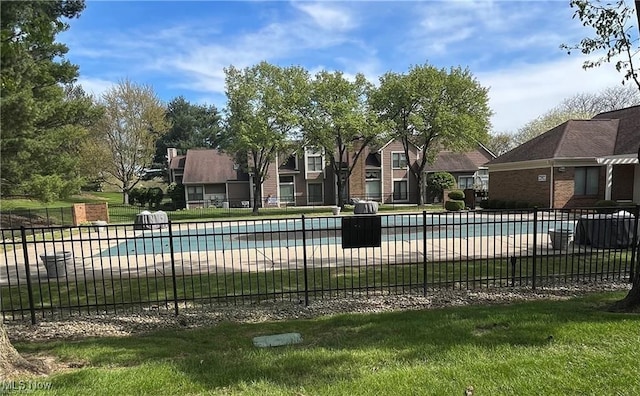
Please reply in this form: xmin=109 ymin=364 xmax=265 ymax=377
xmin=2 ymin=229 xmax=574 ymax=285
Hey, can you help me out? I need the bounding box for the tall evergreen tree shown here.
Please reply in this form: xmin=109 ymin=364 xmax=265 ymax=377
xmin=154 ymin=96 xmax=224 ymax=164
xmin=1 ymin=0 xmax=101 ymax=201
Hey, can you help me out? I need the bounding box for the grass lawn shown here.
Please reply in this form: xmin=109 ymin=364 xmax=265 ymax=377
xmin=2 ymin=193 xmax=445 ymax=225
xmin=0 ymin=192 xmax=121 ymax=210
xmin=3 ymin=253 xmax=631 ymax=318
xmin=11 ymin=291 xmax=640 ymax=395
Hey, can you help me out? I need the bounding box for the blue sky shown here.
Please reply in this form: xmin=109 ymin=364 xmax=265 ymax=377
xmin=59 ymin=0 xmax=632 ymax=133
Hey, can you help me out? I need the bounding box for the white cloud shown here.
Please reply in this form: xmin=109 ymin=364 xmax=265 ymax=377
xmin=478 ymin=57 xmax=625 ymax=133
xmin=292 ymin=2 xmax=355 ymax=32
xmin=76 ymin=77 xmax=116 ymax=98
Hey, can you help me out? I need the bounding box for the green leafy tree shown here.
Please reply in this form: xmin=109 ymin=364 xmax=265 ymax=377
xmin=301 ymin=71 xmax=389 ymax=208
xmin=371 ymin=64 xmax=492 ymax=205
xmin=1 ymin=0 xmax=102 ymax=202
xmin=96 ymin=79 xmax=169 ymax=204
xmin=154 ymin=96 xmax=224 ymax=164
xmin=222 ymin=62 xmax=309 ymax=214
xmin=562 ymin=0 xmax=640 ymax=90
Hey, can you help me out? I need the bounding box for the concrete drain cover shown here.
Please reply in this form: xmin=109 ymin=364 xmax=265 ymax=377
xmin=253 ymin=332 xmax=303 ymax=348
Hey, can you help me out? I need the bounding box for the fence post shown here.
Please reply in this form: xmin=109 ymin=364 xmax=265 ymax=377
xmin=167 ymin=221 xmax=179 ymax=316
xmin=532 ymin=208 xmax=538 ymax=290
xmin=20 ymin=226 xmax=37 ymax=325
xmin=630 ymin=205 xmax=640 ymax=282
xmin=302 ymin=215 xmax=309 ymax=306
xmin=422 ymin=210 xmax=427 ymax=297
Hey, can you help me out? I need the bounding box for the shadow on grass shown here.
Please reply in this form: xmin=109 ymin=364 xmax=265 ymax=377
xmin=16 ymin=292 xmax=639 ymax=393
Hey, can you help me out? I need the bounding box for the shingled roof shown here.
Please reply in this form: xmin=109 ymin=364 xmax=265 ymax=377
xmin=488 ymin=105 xmax=640 ymax=166
xmin=182 ymin=149 xmax=241 ymax=184
xmin=169 ymin=155 xmax=186 ymax=170
xmin=428 ymin=145 xmax=495 ymax=172
xmin=592 ymin=105 xmax=640 ymax=156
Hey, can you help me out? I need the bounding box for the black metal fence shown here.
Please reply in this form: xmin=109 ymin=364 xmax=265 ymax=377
xmin=1 ymin=207 xmax=638 ymax=323
xmin=0 ymin=207 xmax=74 ymax=228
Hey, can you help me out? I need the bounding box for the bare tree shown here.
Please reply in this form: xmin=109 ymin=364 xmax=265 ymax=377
xmin=96 ymin=80 xmax=169 ymax=204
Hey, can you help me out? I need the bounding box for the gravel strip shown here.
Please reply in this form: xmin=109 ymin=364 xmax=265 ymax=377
xmin=6 ymin=282 xmax=631 ymax=343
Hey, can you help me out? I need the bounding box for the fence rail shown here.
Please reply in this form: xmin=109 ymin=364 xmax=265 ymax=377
xmin=1 ymin=207 xmax=638 ymax=323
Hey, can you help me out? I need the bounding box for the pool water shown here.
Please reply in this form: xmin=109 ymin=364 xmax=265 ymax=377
xmin=101 ymin=214 xmax=576 ymax=257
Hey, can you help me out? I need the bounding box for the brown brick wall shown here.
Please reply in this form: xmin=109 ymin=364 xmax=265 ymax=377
xmin=382 ymin=142 xmax=419 ymax=203
xmin=262 ymin=163 xmax=278 ymax=201
xmin=490 ymin=166 xmax=609 ymax=208
xmin=349 ymin=148 xmax=366 ymax=199
xmin=552 ymin=168 xmax=574 ymax=208
xmin=489 ymin=169 xmax=550 ymax=206
xmin=72 ymin=203 xmax=109 ymax=225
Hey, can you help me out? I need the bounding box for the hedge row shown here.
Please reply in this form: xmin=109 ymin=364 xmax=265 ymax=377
xmin=478 ymin=199 xmax=542 ymax=210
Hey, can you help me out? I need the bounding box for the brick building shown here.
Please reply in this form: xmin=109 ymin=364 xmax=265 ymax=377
xmin=487 ymin=106 xmax=640 ymax=208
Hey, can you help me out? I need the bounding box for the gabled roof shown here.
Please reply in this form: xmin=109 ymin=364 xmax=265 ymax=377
xmin=428 ymin=145 xmax=496 ymax=172
xmin=377 ymin=138 xmax=421 ymax=152
xmin=591 ymin=105 xmax=640 ymax=156
xmin=488 ymin=105 xmax=640 ymax=166
xmin=487 ymin=119 xmax=620 ymax=165
xmin=182 ymin=149 xmax=240 ymax=184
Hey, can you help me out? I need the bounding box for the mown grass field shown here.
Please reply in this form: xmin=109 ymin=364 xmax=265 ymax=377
xmin=10 ymin=291 xmax=640 ymax=395
xmin=1 ymin=193 xmax=445 ymax=225
xmin=2 ymin=253 xmax=632 ymax=320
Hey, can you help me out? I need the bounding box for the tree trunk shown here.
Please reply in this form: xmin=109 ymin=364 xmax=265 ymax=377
xmin=416 ymin=174 xmax=425 ymax=206
xmin=336 ymin=178 xmax=344 ymax=208
xmin=252 ymin=179 xmax=261 ymax=215
xmin=610 ymin=255 xmax=640 ymax=312
xmin=0 ymin=318 xmax=42 ymax=380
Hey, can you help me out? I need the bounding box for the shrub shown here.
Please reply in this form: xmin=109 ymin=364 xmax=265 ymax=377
xmin=506 ymin=201 xmax=518 ymax=209
xmin=147 ymin=187 xmax=164 ymax=208
xmin=516 ymin=201 xmax=529 ymax=209
xmin=479 ymin=199 xmax=490 ymax=209
xmin=128 ymin=188 xmax=143 ymax=206
xmin=595 ymin=200 xmax=618 ymax=214
xmin=447 ymin=190 xmax=465 ymax=200
xmin=427 ymin=172 xmax=456 ymax=202
xmin=493 ymin=200 xmax=506 ymax=209
xmin=445 ymin=200 xmax=465 ymax=211
xmin=167 ymin=183 xmax=186 ymax=209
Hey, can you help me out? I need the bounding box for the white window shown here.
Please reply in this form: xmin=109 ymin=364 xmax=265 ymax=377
xmin=307 ymin=155 xmax=323 ymax=172
xmin=308 ymin=183 xmax=323 ymax=204
xmin=392 ymin=152 xmax=407 ymax=169
xmin=365 ymin=170 xmax=381 ymax=201
xmin=393 ymin=180 xmax=408 ymax=201
xmin=458 ymin=176 xmax=474 ymax=189
xmin=305 ymin=147 xmax=323 ymax=172
xmin=279 ymin=175 xmax=295 ymax=203
xmin=186 ymin=186 xmax=203 ymax=201
xmin=575 ymin=167 xmax=599 ymax=196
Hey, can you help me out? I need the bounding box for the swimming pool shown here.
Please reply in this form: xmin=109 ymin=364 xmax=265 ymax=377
xmin=100 ymin=213 xmax=576 ymax=257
